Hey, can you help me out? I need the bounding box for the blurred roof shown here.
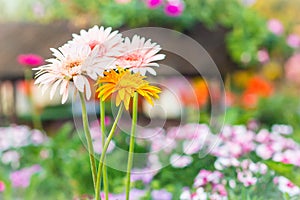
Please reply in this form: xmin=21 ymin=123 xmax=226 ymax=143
xmin=0 ymin=21 xmax=80 ymax=80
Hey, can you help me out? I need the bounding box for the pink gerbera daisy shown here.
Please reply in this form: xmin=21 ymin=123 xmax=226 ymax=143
xmin=116 ymin=35 xmax=165 ymax=75
xmin=34 ymin=43 xmax=107 ymax=104
xmin=70 ymin=25 xmax=123 ymax=61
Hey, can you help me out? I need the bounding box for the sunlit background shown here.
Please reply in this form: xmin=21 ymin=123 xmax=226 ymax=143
xmin=1 ymin=0 xmax=300 ymax=199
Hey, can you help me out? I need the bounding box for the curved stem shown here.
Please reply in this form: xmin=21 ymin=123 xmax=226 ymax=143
xmin=100 ymin=100 xmax=109 ymax=200
xmin=79 ymin=92 xmax=97 ymax=191
xmin=95 ymin=104 xmax=124 ymax=200
xmin=125 ymin=92 xmax=138 ymax=200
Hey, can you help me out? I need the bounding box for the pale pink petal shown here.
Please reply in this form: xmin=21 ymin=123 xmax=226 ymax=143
xmin=73 ymin=75 xmax=85 ymax=92
xmin=50 ymin=79 xmax=62 ymax=99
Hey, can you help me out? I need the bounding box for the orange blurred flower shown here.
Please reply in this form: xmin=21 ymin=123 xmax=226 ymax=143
xmin=181 ymin=79 xmax=208 ymax=108
xmin=242 ymin=76 xmax=273 ymax=108
xmin=17 ymin=80 xmax=33 ymax=96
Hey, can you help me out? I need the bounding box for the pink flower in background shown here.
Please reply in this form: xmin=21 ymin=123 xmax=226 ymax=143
xmin=100 ymin=192 xmax=113 ymax=199
xmin=131 ymin=168 xmax=156 ymax=184
xmin=146 ymin=0 xmax=163 ymax=9
xmin=213 ymin=184 xmax=227 ymax=197
xmin=273 ymin=150 xmax=300 ymax=166
xmin=0 ymin=181 xmax=5 ymax=192
xmin=257 ymin=49 xmax=269 ymax=63
xmin=256 ymin=144 xmax=273 ymax=159
xmin=32 ymin=2 xmax=45 ymax=17
xmin=31 ymin=129 xmax=47 ymax=145
xmin=211 ymin=125 xmax=255 ymax=158
xmin=10 ymin=165 xmax=41 ymax=188
xmin=255 ymin=129 xmax=271 ymax=143
xmin=285 ymin=53 xmax=300 ymax=85
xmin=237 ymin=170 xmax=257 ymax=187
xmin=115 ymin=0 xmax=131 ymax=4
xmin=17 ymin=54 xmax=44 ymax=67
xmin=164 ymin=0 xmax=185 ymax=17
xmin=286 ymin=34 xmax=300 ymax=48
xmin=151 ymin=189 xmax=172 ymax=200
xmin=104 ymin=116 xmax=111 ymax=126
xmin=267 ymin=19 xmax=284 ymax=35
xmin=276 ymin=176 xmax=300 ymax=197
xmin=194 ymin=170 xmax=223 ymax=187
xmin=89 ymin=120 xmax=116 ymax=154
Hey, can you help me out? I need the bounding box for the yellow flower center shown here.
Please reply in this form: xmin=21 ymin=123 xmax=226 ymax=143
xmin=66 ymin=61 xmax=81 ymax=69
xmin=63 ymin=61 xmax=82 ymax=80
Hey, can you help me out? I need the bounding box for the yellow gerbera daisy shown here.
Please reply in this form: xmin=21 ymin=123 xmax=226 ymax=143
xmin=96 ymin=67 xmax=161 ymax=110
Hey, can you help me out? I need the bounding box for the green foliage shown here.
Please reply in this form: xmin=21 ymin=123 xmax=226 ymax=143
xmin=154 ymin=155 xmax=216 ymax=198
xmin=0 ymin=0 xmax=282 ymax=67
xmin=255 ymin=94 xmax=300 ymax=127
xmin=265 ymin=160 xmax=300 ymax=187
xmin=224 ymin=106 xmax=255 ymax=125
xmin=226 ymin=8 xmax=268 ymax=66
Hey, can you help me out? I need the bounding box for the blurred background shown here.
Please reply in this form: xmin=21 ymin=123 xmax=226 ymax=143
xmin=1 ymin=0 xmax=300 ymax=199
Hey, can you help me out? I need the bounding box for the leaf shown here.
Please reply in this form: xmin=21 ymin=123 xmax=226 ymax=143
xmin=264 ymin=160 xmax=300 ymax=187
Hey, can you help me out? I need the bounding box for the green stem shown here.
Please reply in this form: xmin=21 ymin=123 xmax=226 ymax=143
xmin=125 ymin=92 xmax=138 ymax=200
xmin=100 ymin=100 xmax=109 ymax=200
xmin=95 ymin=104 xmax=124 ymax=200
xmin=79 ymin=92 xmax=97 ymax=192
xmin=25 ymin=68 xmax=43 ymax=130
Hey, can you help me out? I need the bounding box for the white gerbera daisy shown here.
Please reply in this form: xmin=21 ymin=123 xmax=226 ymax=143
xmin=34 ymin=43 xmax=107 ymax=104
xmin=70 ymin=25 xmax=124 ymax=59
xmin=116 ymin=35 xmax=165 ymax=75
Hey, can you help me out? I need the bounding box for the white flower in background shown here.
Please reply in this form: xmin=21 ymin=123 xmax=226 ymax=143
xmin=0 ymin=125 xmax=47 ymax=159
xmin=180 ymin=189 xmax=192 ymax=200
xmin=1 ymin=150 xmax=20 ymax=166
xmin=194 ymin=187 xmax=208 ymax=200
xmin=214 ymin=157 xmax=239 ymax=170
xmin=116 ymin=35 xmax=165 ymax=75
xmin=271 ymin=124 xmax=293 ymax=135
xmin=255 ymin=144 xmax=273 ymax=160
xmin=143 ymin=89 xmax=182 ymax=119
xmin=148 ymin=154 xmax=162 ymax=170
xmin=115 ymin=0 xmax=132 ymax=4
xmin=237 ymin=170 xmax=257 ymax=187
xmin=70 ymin=25 xmax=124 ymax=60
xmin=170 ymin=153 xmax=193 ymax=168
xmin=31 ymin=129 xmax=47 ymax=145
xmin=183 ymin=139 xmax=203 ymax=155
xmin=229 ymin=180 xmax=236 ymax=189
xmin=34 ymin=43 xmax=105 ymax=103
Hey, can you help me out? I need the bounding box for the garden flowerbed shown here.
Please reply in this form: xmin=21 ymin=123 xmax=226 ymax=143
xmin=1 ymin=121 xmax=300 ymax=199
